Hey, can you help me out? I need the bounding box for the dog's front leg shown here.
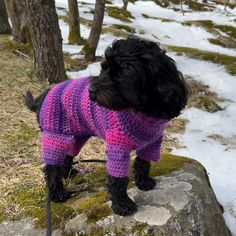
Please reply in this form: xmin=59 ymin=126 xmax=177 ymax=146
xmin=133 ymin=156 xmax=156 ymax=191
xmin=44 ymin=164 xmax=73 ymax=202
xmin=108 ymin=175 xmax=137 ymax=216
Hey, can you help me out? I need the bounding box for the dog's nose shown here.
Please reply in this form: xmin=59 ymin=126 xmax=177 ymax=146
xmin=89 ymin=85 xmax=97 ymax=101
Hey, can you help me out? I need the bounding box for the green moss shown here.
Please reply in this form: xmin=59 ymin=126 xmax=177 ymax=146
xmin=185 ymin=0 xmax=212 ymax=11
xmin=80 ymin=1 xmax=94 ymax=5
xmin=4 ymin=186 xmax=75 ymax=229
xmin=105 ymin=0 xmax=112 ymax=4
xmin=131 ymin=223 xmax=148 ymax=235
xmin=183 ymin=20 xmax=214 ymax=30
xmin=56 ymin=6 xmax=67 ymax=11
xmin=150 ymin=153 xmax=202 ymax=177
xmin=74 ymin=154 xmax=201 ymax=191
xmin=208 ymin=38 xmax=227 ymax=47
xmin=68 ymin=26 xmax=85 ymax=45
xmin=80 ymin=17 xmax=93 ymax=28
xmin=161 ymin=18 xmax=175 ymax=23
xmin=2 ymin=123 xmax=37 ymax=144
xmin=215 ymin=25 xmax=236 ymax=39
xmin=168 ymin=45 xmax=236 ymax=75
xmin=107 ymin=6 xmax=134 ymax=22
xmin=5 ymin=40 xmax=32 ymax=55
xmin=76 ymin=192 xmax=111 ymax=223
xmin=81 ymin=42 xmax=97 ymax=61
xmin=183 ymin=20 xmax=236 ymax=43
xmin=112 ymin=24 xmax=135 ymax=33
xmin=0 ymin=203 xmax=5 ymax=222
xmin=64 ymin=55 xmax=87 ymax=71
xmin=102 ymin=27 xmax=129 ymax=38
xmin=1 ymin=123 xmax=39 ymax=160
xmin=155 ymin=0 xmax=212 ymax=11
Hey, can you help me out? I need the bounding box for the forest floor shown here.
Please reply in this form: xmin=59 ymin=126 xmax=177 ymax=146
xmin=0 ymin=0 xmax=236 ymax=234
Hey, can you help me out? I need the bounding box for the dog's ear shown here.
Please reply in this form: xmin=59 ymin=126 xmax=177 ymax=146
xmin=141 ymin=52 xmax=189 ymax=119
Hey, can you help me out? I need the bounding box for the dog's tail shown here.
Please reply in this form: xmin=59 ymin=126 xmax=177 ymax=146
xmin=25 ymin=89 xmax=51 ymax=112
xmin=25 ymin=89 xmax=50 ymax=124
xmin=25 ymin=91 xmax=37 ymax=112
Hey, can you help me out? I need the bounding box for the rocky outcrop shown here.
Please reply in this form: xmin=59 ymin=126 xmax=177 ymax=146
xmin=65 ymin=164 xmax=231 ymax=236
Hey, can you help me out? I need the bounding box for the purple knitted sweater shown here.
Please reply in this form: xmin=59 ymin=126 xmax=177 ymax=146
xmin=40 ymin=77 xmax=169 ymax=177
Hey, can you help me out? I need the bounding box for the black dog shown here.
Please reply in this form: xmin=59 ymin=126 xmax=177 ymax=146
xmin=26 ymin=36 xmax=189 ymax=216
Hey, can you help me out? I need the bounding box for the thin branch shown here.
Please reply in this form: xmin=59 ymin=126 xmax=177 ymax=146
xmin=15 ymin=50 xmax=32 ymax=61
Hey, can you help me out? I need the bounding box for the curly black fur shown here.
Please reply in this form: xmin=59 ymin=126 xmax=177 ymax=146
xmin=43 ymin=155 xmax=76 ymax=203
xmin=90 ymin=36 xmax=189 ymax=119
xmin=107 ymin=175 xmax=137 ymax=216
xmin=133 ymin=156 xmax=156 ymax=191
xmin=25 ymin=89 xmax=50 ymax=124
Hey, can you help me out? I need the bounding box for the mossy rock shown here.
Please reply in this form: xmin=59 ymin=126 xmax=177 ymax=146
xmin=168 ymin=45 xmax=236 ymax=75
xmin=0 ymin=153 xmax=201 ymax=231
xmin=76 ymin=192 xmax=112 ymax=223
xmin=107 ymin=6 xmax=134 ymax=23
xmin=65 ymin=154 xmax=204 ymax=235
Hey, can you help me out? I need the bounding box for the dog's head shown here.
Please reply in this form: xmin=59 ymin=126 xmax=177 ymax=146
xmin=89 ymin=36 xmax=189 ymax=119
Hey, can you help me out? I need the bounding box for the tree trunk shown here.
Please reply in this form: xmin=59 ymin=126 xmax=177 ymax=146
xmin=122 ymin=0 xmax=129 ymax=10
xmin=0 ymin=0 xmax=11 ymax=34
xmin=68 ymin=0 xmax=83 ymax=45
xmin=25 ymin=0 xmax=66 ymax=84
xmin=4 ymin=0 xmax=29 ymax=43
xmin=83 ymin=0 xmax=105 ymax=61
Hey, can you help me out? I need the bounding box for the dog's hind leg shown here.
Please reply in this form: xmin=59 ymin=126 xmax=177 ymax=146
xmin=62 ymin=155 xmax=78 ymax=179
xmin=133 ymin=156 xmax=156 ymax=191
xmin=43 ymin=164 xmax=74 ymax=203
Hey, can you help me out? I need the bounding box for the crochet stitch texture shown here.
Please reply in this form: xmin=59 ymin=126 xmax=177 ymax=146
xmin=40 ymin=77 xmax=169 ymax=177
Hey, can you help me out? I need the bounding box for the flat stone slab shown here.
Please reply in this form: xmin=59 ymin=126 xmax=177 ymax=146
xmin=0 ymin=219 xmax=61 ymax=236
xmin=65 ymin=164 xmax=231 ymax=236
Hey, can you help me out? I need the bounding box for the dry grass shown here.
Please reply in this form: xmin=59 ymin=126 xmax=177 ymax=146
xmin=208 ymin=134 xmax=236 ymax=148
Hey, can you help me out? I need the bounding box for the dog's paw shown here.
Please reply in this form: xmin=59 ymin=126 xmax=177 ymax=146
xmin=50 ymin=190 xmax=74 ymax=203
xmin=136 ymin=177 xmax=156 ymax=191
xmin=112 ymin=196 xmax=137 ymax=216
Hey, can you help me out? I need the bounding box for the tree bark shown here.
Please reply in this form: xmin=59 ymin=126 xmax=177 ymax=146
xmin=25 ymin=0 xmax=66 ymax=84
xmin=0 ymin=0 xmax=11 ymax=34
xmin=122 ymin=0 xmax=129 ymax=10
xmin=68 ymin=0 xmax=83 ymax=45
xmin=83 ymin=0 xmax=105 ymax=61
xmin=4 ymin=0 xmax=29 ymax=43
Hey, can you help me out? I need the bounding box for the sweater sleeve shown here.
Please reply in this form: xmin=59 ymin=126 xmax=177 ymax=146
xmin=42 ymin=131 xmax=87 ymax=166
xmin=105 ymin=129 xmax=135 ymax=177
xmin=137 ymin=135 xmax=164 ymax=162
